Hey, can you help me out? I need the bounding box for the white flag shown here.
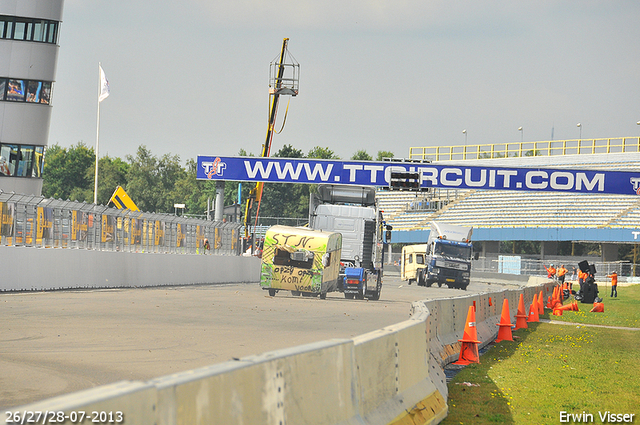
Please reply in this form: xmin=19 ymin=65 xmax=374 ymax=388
xmin=99 ymin=64 xmax=110 ymax=102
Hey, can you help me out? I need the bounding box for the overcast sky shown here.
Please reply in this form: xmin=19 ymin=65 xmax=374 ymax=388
xmin=48 ymin=1 xmax=640 ymax=164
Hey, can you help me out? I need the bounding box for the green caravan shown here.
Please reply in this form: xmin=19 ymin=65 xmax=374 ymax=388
xmin=260 ymin=225 xmax=342 ymax=299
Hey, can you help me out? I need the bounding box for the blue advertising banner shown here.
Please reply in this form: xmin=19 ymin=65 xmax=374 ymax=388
xmin=197 ymin=156 xmax=640 ymax=196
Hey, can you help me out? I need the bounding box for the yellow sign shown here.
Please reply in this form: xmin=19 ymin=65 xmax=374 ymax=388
xmin=101 ymin=215 xmax=115 ymax=243
xmin=154 ymin=220 xmax=165 ymax=246
xmin=109 ymin=186 xmax=139 ymax=211
xmin=36 ymin=206 xmax=53 ymax=245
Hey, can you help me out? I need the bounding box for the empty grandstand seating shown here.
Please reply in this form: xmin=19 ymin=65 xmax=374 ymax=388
xmin=379 ymin=152 xmax=640 ymax=231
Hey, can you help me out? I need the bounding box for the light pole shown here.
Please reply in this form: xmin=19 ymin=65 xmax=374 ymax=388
xmin=577 ymin=123 xmax=582 ymax=140
xmin=518 ymin=126 xmax=523 ymax=143
xmin=463 ymin=129 xmax=467 ymax=145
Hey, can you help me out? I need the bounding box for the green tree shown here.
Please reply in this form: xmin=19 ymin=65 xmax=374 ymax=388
xmin=377 ymin=150 xmax=394 ymax=161
xmin=238 ymin=148 xmax=254 ymax=157
xmin=274 ymin=144 xmax=304 ymax=159
xmin=351 ymin=149 xmax=372 ymax=161
xmin=173 ymin=158 xmax=207 ymax=216
xmin=126 ymin=145 xmax=186 ymax=213
xmin=97 ymin=156 xmax=130 ymax=205
xmin=308 ymin=146 xmax=339 ymax=159
xmin=42 ymin=143 xmax=95 ymax=201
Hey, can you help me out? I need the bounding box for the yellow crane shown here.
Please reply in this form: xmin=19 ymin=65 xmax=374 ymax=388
xmin=244 ymin=38 xmax=299 ymax=238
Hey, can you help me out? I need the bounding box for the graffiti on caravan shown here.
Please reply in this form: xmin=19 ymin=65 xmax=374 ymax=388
xmin=196 ymin=156 xmax=640 ymax=195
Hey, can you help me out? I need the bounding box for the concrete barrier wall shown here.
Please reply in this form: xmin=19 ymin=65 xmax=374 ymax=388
xmin=0 ymin=246 xmax=261 ymax=291
xmin=5 ymin=278 xmax=554 ymax=425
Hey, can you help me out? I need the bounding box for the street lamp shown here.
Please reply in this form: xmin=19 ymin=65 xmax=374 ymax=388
xmin=463 ymin=129 xmax=467 ymax=145
xmin=577 ymin=123 xmax=582 ymax=140
xmin=518 ymin=126 xmax=523 ymax=143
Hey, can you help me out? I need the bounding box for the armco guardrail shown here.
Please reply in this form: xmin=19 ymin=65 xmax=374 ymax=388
xmin=5 ymin=278 xmax=553 ymax=425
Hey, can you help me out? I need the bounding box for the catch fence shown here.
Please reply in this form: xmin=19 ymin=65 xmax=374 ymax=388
xmin=0 ymin=191 xmax=241 ymax=255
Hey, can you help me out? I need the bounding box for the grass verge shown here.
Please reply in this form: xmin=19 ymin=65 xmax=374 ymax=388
xmin=545 ymin=283 xmax=640 ymax=328
xmin=442 ymin=285 xmax=640 ymax=425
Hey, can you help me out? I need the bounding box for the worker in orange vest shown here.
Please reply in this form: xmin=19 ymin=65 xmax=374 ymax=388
xmin=557 ymin=265 xmax=568 ymax=285
xmin=544 ymin=264 xmax=557 ymax=279
xmin=607 ymin=271 xmax=618 ymax=297
xmin=578 ymin=268 xmax=587 ymax=289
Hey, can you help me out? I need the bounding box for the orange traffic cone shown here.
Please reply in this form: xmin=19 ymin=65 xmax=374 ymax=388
xmin=555 ymin=303 xmax=575 ymax=312
xmin=515 ymin=293 xmax=528 ymax=330
xmin=489 ymin=297 xmax=493 ymax=307
xmin=495 ymin=298 xmax=514 ymax=342
xmin=538 ymin=290 xmax=544 ymax=315
xmin=552 ymin=307 xmax=563 ymax=316
xmin=454 ymin=305 xmax=481 ymax=365
xmin=546 ymin=295 xmax=553 ymax=309
xmin=590 ymin=302 xmax=604 ymax=313
xmin=527 ymin=294 xmax=540 ymax=322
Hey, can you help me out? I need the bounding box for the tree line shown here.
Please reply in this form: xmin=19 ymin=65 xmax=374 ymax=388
xmin=43 ymin=143 xmax=638 ymax=264
xmin=42 ymin=143 xmax=394 ymax=220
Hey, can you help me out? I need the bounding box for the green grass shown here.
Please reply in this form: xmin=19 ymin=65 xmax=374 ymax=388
xmin=442 ymin=285 xmax=640 ymax=425
xmin=545 ymin=284 xmax=640 ymax=328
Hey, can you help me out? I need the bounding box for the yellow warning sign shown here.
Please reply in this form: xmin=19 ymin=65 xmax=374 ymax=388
xmin=109 ymin=186 xmax=139 ymax=211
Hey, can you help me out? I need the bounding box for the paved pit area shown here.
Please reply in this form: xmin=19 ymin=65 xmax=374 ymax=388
xmin=0 ymin=276 xmax=516 ymax=408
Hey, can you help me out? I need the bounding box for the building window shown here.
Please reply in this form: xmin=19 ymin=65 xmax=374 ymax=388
xmin=0 ymin=143 xmax=45 ymax=178
xmin=0 ymin=15 xmax=59 ymax=44
xmin=7 ymin=79 xmax=25 ymax=101
xmin=0 ymin=78 xmax=52 ymax=104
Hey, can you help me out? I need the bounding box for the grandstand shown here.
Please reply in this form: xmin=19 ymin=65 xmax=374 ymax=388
xmin=378 ymin=147 xmax=640 ymax=265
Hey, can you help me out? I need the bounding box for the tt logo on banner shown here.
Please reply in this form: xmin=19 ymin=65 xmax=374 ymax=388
xmin=202 ymin=158 xmax=226 ymax=179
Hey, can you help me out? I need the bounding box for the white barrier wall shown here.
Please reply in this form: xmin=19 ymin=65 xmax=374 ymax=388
xmin=0 ymin=246 xmax=260 ymax=291
xmin=4 ymin=278 xmax=554 ymax=425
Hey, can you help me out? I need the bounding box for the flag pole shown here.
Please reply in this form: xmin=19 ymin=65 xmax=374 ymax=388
xmin=94 ymin=62 xmax=101 ymax=204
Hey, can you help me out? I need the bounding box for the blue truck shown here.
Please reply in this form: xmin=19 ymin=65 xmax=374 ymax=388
xmin=422 ymin=221 xmax=474 ymax=290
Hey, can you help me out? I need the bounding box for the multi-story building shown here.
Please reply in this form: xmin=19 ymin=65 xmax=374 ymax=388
xmin=0 ymin=0 xmax=64 ymax=195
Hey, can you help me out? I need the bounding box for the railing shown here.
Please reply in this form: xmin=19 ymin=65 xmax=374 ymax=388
xmin=473 ymin=256 xmax=637 ymax=277
xmin=0 ymin=191 xmax=242 ymax=255
xmin=409 ymin=137 xmax=640 ymax=161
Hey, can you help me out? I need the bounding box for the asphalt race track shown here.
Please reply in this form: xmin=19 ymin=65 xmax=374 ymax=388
xmin=0 ymin=273 xmax=518 ymax=409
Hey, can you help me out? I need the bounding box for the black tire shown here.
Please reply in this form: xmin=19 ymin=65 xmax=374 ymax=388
xmin=268 ymin=289 xmax=276 ymax=297
xmin=417 ymin=270 xmax=426 ymax=286
xmin=320 ymin=292 xmax=327 ymax=299
xmin=356 ymin=284 xmax=366 ymax=300
xmin=426 ymin=279 xmax=434 ymax=288
xmin=408 ymin=279 xmax=413 ymax=286
xmin=291 ymin=291 xmax=301 ymax=296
